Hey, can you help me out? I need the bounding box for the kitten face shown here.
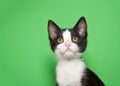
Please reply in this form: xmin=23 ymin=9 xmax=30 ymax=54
xmin=48 ymin=17 xmax=87 ymax=60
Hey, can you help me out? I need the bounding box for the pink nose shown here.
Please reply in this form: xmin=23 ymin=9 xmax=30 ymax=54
xmin=65 ymin=40 xmax=71 ymax=49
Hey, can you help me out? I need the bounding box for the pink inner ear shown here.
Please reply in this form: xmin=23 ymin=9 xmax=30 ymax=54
xmin=78 ymin=22 xmax=86 ymax=37
xmin=50 ymin=32 xmax=56 ymax=39
xmin=79 ymin=28 xmax=85 ymax=37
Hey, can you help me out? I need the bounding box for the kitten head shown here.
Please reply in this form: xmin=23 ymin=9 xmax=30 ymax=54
xmin=48 ymin=17 xmax=87 ymax=60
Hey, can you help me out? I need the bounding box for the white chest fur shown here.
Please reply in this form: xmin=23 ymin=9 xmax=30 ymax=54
xmin=56 ymin=59 xmax=86 ymax=86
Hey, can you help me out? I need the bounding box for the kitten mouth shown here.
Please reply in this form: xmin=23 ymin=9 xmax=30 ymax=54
xmin=65 ymin=49 xmax=71 ymax=52
xmin=63 ymin=50 xmax=74 ymax=56
xmin=64 ymin=49 xmax=73 ymax=53
xmin=58 ymin=50 xmax=74 ymax=57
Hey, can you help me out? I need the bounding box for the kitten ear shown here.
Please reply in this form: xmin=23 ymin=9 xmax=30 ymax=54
xmin=48 ymin=20 xmax=61 ymax=40
xmin=73 ymin=17 xmax=87 ymax=37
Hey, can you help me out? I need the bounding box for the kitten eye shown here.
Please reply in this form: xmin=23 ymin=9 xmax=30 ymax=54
xmin=57 ymin=37 xmax=64 ymax=44
xmin=72 ymin=36 xmax=79 ymax=43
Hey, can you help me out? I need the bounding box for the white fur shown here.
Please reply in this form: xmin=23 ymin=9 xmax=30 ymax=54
xmin=56 ymin=59 xmax=86 ymax=86
xmin=54 ymin=30 xmax=86 ymax=86
xmin=55 ymin=30 xmax=82 ymax=60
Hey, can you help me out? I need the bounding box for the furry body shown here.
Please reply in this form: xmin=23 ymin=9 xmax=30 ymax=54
xmin=56 ymin=59 xmax=85 ymax=86
xmin=48 ymin=17 xmax=105 ymax=86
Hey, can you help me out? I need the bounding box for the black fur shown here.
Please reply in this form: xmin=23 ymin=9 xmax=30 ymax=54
xmin=81 ymin=68 xmax=105 ymax=86
xmin=48 ymin=17 xmax=105 ymax=86
xmin=56 ymin=68 xmax=105 ymax=86
xmin=48 ymin=20 xmax=60 ymax=51
xmin=48 ymin=17 xmax=87 ymax=53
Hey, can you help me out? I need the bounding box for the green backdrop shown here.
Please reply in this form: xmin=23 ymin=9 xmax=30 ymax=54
xmin=0 ymin=0 xmax=120 ymax=86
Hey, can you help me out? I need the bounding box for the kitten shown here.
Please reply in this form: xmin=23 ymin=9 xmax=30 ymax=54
xmin=48 ymin=17 xmax=105 ymax=86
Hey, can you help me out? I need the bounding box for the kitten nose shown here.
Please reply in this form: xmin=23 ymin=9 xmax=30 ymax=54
xmin=65 ymin=40 xmax=71 ymax=48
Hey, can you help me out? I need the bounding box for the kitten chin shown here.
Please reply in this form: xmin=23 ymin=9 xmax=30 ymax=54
xmin=53 ymin=30 xmax=83 ymax=60
xmin=48 ymin=17 xmax=105 ymax=86
xmin=55 ymin=48 xmax=83 ymax=60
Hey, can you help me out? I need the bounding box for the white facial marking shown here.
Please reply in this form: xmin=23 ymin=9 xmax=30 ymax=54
xmin=55 ymin=30 xmax=82 ymax=60
xmin=54 ymin=30 xmax=85 ymax=86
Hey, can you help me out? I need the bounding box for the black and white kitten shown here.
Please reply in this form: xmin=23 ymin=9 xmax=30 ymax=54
xmin=48 ymin=17 xmax=105 ymax=86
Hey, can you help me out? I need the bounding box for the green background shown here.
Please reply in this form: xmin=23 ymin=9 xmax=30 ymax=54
xmin=0 ymin=0 xmax=120 ymax=86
